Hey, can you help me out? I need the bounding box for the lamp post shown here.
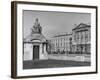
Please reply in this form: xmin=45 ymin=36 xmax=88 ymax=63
xmin=69 ymin=37 xmax=72 ymax=54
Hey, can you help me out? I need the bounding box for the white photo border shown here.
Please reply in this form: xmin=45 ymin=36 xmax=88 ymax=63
xmin=14 ymin=2 xmax=97 ymax=77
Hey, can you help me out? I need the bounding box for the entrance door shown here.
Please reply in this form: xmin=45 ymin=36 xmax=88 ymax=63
xmin=33 ymin=45 xmax=39 ymax=60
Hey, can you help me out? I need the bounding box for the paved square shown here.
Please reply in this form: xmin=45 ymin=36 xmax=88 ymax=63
xmin=23 ymin=59 xmax=90 ymax=69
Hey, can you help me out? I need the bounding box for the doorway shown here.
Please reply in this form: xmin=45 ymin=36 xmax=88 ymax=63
xmin=33 ymin=45 xmax=39 ymax=60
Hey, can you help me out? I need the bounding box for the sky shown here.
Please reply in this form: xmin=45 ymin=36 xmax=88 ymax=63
xmin=23 ymin=10 xmax=91 ymax=39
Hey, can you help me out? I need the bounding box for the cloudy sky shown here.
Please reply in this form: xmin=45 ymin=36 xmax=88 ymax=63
xmin=23 ymin=10 xmax=91 ymax=39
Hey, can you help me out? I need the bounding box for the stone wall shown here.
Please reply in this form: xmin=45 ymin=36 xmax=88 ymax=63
xmin=48 ymin=54 xmax=90 ymax=62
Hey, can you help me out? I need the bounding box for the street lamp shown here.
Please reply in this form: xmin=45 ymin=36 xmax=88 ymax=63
xmin=69 ymin=37 xmax=72 ymax=54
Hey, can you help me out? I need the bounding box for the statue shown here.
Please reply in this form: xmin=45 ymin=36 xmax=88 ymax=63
xmin=31 ymin=18 xmax=42 ymax=34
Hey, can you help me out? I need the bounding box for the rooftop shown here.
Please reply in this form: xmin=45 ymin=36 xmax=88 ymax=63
xmin=53 ymin=33 xmax=72 ymax=38
xmin=72 ymin=23 xmax=91 ymax=30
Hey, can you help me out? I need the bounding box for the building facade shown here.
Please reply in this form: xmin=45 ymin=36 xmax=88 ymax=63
xmin=23 ymin=18 xmax=48 ymax=61
xmin=72 ymin=23 xmax=91 ymax=54
xmin=48 ymin=33 xmax=72 ymax=54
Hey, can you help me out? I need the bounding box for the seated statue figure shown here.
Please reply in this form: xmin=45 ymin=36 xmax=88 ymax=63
xmin=31 ymin=18 xmax=42 ymax=34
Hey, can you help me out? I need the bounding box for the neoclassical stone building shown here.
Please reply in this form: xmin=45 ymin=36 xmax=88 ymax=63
xmin=48 ymin=33 xmax=72 ymax=53
xmin=23 ymin=18 xmax=48 ymax=61
xmin=72 ymin=23 xmax=91 ymax=54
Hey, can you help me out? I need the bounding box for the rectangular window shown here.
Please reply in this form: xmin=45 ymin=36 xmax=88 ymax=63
xmin=42 ymin=44 xmax=44 ymax=53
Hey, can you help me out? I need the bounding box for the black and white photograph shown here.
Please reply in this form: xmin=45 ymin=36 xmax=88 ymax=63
xmin=11 ymin=1 xmax=97 ymax=78
xmin=23 ymin=10 xmax=91 ymax=69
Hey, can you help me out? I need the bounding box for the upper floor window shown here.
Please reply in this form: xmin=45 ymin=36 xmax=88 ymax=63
xmin=81 ymin=34 xmax=83 ymax=41
xmin=74 ymin=35 xmax=76 ymax=41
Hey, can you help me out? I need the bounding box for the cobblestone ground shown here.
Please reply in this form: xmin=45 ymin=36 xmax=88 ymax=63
xmin=23 ymin=59 xmax=90 ymax=69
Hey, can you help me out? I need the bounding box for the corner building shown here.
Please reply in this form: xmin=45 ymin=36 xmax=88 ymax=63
xmin=72 ymin=23 xmax=91 ymax=54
